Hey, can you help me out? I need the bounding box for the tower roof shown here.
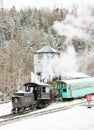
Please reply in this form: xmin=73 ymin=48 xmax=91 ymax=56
xmin=35 ymin=45 xmax=59 ymax=54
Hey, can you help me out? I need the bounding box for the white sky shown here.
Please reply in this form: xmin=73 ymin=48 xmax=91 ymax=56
xmin=3 ymin=0 xmax=94 ymax=10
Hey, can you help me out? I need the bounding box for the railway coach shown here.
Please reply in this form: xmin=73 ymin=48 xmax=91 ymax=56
xmin=55 ymin=77 xmax=94 ymax=99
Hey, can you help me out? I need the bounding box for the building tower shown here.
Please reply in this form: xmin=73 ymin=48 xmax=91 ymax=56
xmin=34 ymin=45 xmax=60 ymax=82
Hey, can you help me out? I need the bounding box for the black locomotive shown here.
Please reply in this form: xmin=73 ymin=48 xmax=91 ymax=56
xmin=12 ymin=82 xmax=57 ymax=113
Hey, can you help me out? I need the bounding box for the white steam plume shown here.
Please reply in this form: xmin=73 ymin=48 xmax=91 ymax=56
xmin=55 ymin=45 xmax=78 ymax=75
xmin=53 ymin=13 xmax=93 ymax=41
xmin=53 ymin=6 xmax=94 ymax=75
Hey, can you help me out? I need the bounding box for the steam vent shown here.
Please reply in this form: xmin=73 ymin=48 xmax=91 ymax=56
xmin=34 ymin=45 xmax=60 ymax=81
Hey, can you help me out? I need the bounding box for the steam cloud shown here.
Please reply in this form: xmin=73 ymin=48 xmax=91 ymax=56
xmin=53 ymin=5 xmax=94 ymax=75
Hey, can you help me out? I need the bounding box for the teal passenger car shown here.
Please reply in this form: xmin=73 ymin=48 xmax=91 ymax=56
xmin=56 ymin=77 xmax=94 ymax=99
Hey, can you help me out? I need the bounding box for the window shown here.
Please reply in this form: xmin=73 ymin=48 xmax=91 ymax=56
xmin=63 ymin=89 xmax=67 ymax=92
xmin=45 ymin=88 xmax=50 ymax=93
xmin=30 ymin=87 xmax=33 ymax=92
xmin=26 ymin=86 xmax=29 ymax=91
xmin=42 ymin=87 xmax=46 ymax=93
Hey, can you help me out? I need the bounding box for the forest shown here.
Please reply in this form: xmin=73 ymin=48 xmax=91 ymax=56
xmin=0 ymin=5 xmax=94 ymax=101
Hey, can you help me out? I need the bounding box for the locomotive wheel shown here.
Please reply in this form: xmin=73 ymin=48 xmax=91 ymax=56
xmin=12 ymin=107 xmax=19 ymax=114
xmin=37 ymin=100 xmax=51 ymax=109
xmin=18 ymin=107 xmax=24 ymax=113
xmin=30 ymin=104 xmax=36 ymax=111
xmin=12 ymin=108 xmax=16 ymax=114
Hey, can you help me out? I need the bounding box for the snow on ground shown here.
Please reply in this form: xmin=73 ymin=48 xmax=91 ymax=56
xmin=0 ymin=97 xmax=94 ymax=130
xmin=0 ymin=102 xmax=12 ymax=116
xmin=0 ymin=103 xmax=94 ymax=130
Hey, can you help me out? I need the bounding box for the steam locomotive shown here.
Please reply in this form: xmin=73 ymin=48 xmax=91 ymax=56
xmin=12 ymin=76 xmax=94 ymax=114
xmin=12 ymin=82 xmax=58 ymax=114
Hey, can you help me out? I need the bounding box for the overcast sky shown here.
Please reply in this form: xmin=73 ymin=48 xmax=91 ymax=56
xmin=3 ymin=0 xmax=94 ymax=10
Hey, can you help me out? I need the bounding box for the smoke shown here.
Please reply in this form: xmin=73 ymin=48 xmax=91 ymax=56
xmin=53 ymin=3 xmax=94 ymax=41
xmin=53 ymin=13 xmax=93 ymax=41
xmin=55 ymin=45 xmax=78 ymax=75
xmin=53 ymin=5 xmax=94 ymax=75
xmin=78 ymin=46 xmax=94 ymax=76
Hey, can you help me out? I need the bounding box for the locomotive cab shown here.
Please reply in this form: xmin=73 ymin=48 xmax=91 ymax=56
xmin=37 ymin=84 xmax=51 ymax=99
xmin=24 ymin=82 xmax=39 ymax=101
xmin=24 ymin=82 xmax=53 ymax=108
xmin=24 ymin=82 xmax=52 ymax=100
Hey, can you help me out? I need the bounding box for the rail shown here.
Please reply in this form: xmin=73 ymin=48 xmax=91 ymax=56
xmin=0 ymin=99 xmax=93 ymax=126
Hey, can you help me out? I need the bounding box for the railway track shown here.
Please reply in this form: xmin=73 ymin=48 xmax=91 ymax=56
xmin=0 ymin=99 xmax=93 ymax=126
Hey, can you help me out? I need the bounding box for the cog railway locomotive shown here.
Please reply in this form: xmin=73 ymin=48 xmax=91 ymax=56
xmin=12 ymin=82 xmax=57 ymax=113
xmin=11 ymin=76 xmax=94 ymax=114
